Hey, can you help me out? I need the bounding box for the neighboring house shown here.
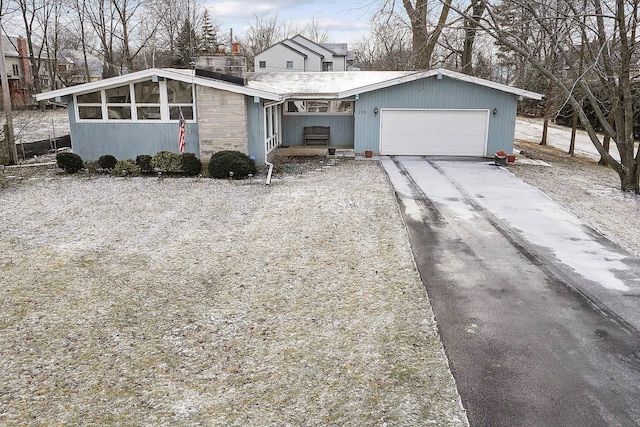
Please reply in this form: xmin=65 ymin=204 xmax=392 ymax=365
xmin=35 ymin=67 xmax=542 ymax=165
xmin=255 ymin=34 xmax=355 ymax=72
xmin=57 ymin=50 xmax=104 ymax=86
xmin=1 ymin=36 xmax=51 ymax=106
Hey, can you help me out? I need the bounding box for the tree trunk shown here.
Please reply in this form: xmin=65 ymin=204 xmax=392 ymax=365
xmin=569 ymin=110 xmax=578 ymax=156
xmin=540 ymin=116 xmax=548 ymax=145
xmin=403 ymin=0 xmax=452 ymax=69
xmin=598 ymin=113 xmax=614 ymax=165
xmin=462 ymin=0 xmax=487 ymax=75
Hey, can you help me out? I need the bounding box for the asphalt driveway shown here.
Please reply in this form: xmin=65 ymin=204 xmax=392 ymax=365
xmin=382 ymin=156 xmax=640 ymax=426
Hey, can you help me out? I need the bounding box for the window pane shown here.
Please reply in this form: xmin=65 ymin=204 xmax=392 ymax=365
xmin=106 ymin=85 xmax=131 ymax=103
xmin=78 ymin=106 xmax=102 ymax=119
xmin=259 ymin=61 xmax=266 ymax=68
xmin=307 ymin=101 xmax=328 ymax=113
xmin=330 ymin=101 xmax=353 ymax=113
xmin=77 ymin=91 xmax=101 ymax=103
xmin=286 ymin=101 xmax=305 ymax=113
xmin=166 ymin=80 xmax=193 ymax=103
xmin=135 ymin=80 xmax=160 ymax=104
xmin=286 ymin=61 xmax=293 ymax=69
xmin=137 ymin=106 xmax=161 ymax=120
xmin=108 ymin=106 xmax=132 ymax=120
xmin=170 ymin=106 xmax=193 ymax=120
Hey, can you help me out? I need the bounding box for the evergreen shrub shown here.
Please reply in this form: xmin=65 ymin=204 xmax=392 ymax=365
xmin=56 ymin=152 xmax=84 ymax=174
xmin=111 ymin=160 xmax=141 ymax=177
xmin=151 ymin=151 xmax=182 ymax=172
xmin=98 ymin=154 xmax=118 ymax=170
xmin=136 ymin=155 xmax=153 ymax=173
xmin=181 ymin=153 xmax=202 ymax=176
xmin=208 ymin=150 xmax=257 ymax=179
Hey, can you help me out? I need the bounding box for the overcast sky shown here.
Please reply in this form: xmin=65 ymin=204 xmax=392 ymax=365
xmin=207 ymin=0 xmax=377 ymax=44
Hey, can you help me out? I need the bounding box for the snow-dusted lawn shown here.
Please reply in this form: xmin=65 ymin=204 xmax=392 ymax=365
xmin=0 ymin=161 xmax=467 ymax=425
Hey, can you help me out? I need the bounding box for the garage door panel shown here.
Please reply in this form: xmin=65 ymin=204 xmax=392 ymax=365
xmin=380 ymin=109 xmax=488 ymax=156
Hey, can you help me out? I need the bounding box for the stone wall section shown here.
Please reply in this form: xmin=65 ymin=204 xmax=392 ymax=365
xmin=197 ymin=86 xmax=248 ymax=162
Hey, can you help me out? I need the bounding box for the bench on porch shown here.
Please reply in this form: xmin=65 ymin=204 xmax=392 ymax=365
xmin=303 ymin=126 xmax=330 ymax=146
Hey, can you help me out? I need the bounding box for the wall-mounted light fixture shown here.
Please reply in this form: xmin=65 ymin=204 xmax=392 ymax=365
xmin=492 ymin=108 xmax=498 ymax=116
xmin=374 ymin=107 xmax=378 ymax=114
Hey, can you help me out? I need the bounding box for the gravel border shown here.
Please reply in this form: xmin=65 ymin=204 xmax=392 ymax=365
xmin=0 ymin=160 xmax=467 ymax=426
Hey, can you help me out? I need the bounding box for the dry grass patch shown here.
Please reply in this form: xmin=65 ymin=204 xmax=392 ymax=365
xmin=0 ymin=161 xmax=466 ymax=425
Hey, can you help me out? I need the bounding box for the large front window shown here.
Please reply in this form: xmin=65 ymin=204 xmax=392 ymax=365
xmin=285 ymin=100 xmax=353 ymax=115
xmin=75 ymin=78 xmax=194 ymax=122
xmin=106 ymin=85 xmax=132 ymax=120
xmin=135 ymin=80 xmax=161 ymax=120
xmin=166 ymin=80 xmax=193 ymax=120
xmin=77 ymin=91 xmax=102 ymax=119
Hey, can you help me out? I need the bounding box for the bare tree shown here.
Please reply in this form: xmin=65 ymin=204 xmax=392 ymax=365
xmin=240 ymin=13 xmax=293 ymax=70
xmin=353 ymin=17 xmax=412 ymax=70
xmin=85 ymin=0 xmax=117 ymax=77
xmin=454 ymin=0 xmax=640 ymax=192
xmin=68 ymin=0 xmax=93 ymax=82
xmin=14 ymin=0 xmax=55 ymax=106
xmin=375 ymin=0 xmax=454 ymax=69
xmin=303 ymin=18 xmax=329 ymax=43
xmin=461 ymin=0 xmax=487 ymax=74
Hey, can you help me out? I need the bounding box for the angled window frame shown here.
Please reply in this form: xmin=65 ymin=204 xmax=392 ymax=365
xmin=74 ymin=77 xmax=196 ymax=123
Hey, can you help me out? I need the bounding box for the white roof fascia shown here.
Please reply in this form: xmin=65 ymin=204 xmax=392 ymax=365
xmin=282 ymin=94 xmax=341 ymax=100
xmin=433 ymin=68 xmax=544 ymax=100
xmin=337 ymin=71 xmax=429 ymax=98
xmin=338 ymin=68 xmax=543 ymax=100
xmin=36 ymin=68 xmax=281 ymax=101
xmin=282 ymin=39 xmax=324 ymax=59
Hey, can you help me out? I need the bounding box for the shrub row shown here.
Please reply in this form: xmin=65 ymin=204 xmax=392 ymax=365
xmin=56 ymin=150 xmax=257 ymax=180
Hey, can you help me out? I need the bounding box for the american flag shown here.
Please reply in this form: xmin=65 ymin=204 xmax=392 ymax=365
xmin=178 ymin=108 xmax=186 ymax=153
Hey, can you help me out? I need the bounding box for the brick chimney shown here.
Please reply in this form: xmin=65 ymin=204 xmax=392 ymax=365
xmin=17 ymin=37 xmax=33 ymax=87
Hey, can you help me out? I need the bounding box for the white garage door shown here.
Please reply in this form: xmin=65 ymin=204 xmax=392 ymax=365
xmin=380 ymin=109 xmax=489 ymax=156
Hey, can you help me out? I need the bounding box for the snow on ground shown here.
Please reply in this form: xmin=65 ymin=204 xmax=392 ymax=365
xmin=0 ymin=161 xmax=468 ymax=425
xmin=1 ymin=108 xmax=70 ymax=145
xmin=510 ymin=141 xmax=640 ymax=260
xmin=515 ymin=117 xmax=621 ymax=161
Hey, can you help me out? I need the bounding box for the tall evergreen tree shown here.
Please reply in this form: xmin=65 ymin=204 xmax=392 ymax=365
xmin=174 ymin=18 xmax=196 ymax=67
xmin=200 ymin=9 xmax=217 ymax=54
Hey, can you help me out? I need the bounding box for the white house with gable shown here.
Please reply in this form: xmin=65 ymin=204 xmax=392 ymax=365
xmin=255 ymin=34 xmax=354 ymax=72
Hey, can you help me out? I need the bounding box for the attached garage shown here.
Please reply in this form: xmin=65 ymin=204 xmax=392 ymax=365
xmin=379 ymin=109 xmax=489 ymax=156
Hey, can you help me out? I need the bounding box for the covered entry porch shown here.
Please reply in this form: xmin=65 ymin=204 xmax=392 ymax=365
xmin=265 ymin=98 xmax=355 ymax=160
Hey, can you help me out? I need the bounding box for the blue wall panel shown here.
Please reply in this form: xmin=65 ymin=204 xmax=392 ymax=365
xmin=353 ymin=76 xmax=518 ymax=156
xmin=282 ymin=115 xmax=354 ymax=147
xmin=68 ymin=100 xmax=200 ymax=161
xmin=247 ymin=97 xmax=265 ymax=165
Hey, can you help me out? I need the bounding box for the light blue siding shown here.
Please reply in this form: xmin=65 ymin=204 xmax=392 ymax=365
xmin=68 ymin=99 xmax=200 ymax=161
xmin=282 ymin=115 xmax=354 ymax=147
xmin=354 ymin=76 xmax=518 ymax=156
xmin=247 ymin=97 xmax=265 ymax=164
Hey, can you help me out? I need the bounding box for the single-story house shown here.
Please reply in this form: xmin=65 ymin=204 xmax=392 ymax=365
xmin=35 ymin=68 xmax=542 ymax=165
